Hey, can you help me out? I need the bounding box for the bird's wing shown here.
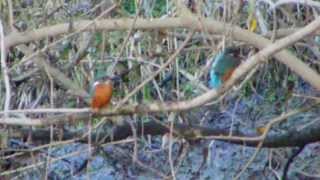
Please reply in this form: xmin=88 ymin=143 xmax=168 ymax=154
xmin=213 ymin=55 xmax=239 ymax=73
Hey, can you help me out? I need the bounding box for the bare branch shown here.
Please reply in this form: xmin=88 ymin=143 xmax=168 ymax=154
xmin=0 ymin=20 xmax=11 ymax=119
xmin=5 ymin=17 xmax=320 ymax=90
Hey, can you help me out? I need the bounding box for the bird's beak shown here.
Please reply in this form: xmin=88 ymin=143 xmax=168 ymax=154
xmin=110 ymin=76 xmax=121 ymax=82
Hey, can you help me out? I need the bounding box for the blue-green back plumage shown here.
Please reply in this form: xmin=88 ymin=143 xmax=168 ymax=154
xmin=209 ymin=49 xmax=240 ymax=88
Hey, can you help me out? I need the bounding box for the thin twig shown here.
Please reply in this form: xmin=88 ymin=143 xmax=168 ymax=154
xmin=0 ymin=19 xmax=11 ymax=119
xmin=7 ymin=0 xmax=14 ymax=31
xmin=282 ymin=145 xmax=306 ymax=180
xmin=8 ymin=4 xmax=118 ymax=72
xmin=168 ymin=113 xmax=177 ymax=180
xmin=110 ymin=0 xmax=141 ymax=75
xmin=114 ymin=31 xmax=194 ymax=110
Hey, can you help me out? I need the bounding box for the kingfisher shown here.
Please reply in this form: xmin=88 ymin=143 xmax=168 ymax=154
xmin=90 ymin=77 xmax=113 ymax=112
xmin=209 ymin=48 xmax=240 ymax=89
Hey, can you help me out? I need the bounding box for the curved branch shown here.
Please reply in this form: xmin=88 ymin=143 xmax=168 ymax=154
xmin=5 ymin=17 xmax=320 ymax=90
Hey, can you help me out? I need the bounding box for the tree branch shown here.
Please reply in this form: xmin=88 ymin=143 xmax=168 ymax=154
xmin=5 ymin=17 xmax=320 ymax=90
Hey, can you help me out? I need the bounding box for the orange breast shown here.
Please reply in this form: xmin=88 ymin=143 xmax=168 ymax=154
xmin=222 ymin=68 xmax=236 ymax=82
xmin=91 ymin=83 xmax=113 ymax=110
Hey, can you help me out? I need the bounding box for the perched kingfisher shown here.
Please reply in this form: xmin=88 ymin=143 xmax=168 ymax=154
xmin=209 ymin=48 xmax=240 ymax=89
xmin=90 ymin=78 xmax=113 ymax=112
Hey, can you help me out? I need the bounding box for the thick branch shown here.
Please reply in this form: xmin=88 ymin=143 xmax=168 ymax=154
xmin=16 ymin=120 xmax=320 ymax=148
